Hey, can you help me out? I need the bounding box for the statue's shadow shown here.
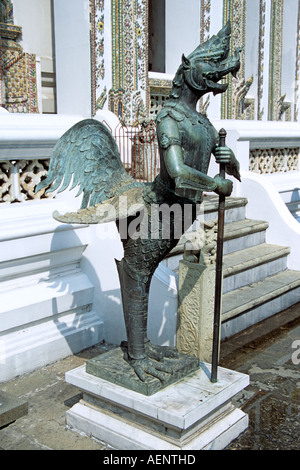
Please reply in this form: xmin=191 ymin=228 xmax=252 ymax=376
xmin=38 ymin=224 xmax=125 ymax=356
xmin=38 ymin=222 xmax=202 ymax=364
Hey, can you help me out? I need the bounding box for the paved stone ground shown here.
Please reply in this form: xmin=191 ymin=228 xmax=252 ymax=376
xmin=0 ymin=304 xmax=299 ymax=451
xmin=221 ymin=303 xmax=300 ymax=450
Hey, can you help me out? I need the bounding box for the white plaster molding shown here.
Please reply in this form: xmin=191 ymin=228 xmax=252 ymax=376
xmin=211 ymin=119 xmax=300 ymax=175
xmin=0 ymin=196 xmax=105 ymax=382
xmin=148 ymin=71 xmax=174 ymax=82
xmin=0 ymin=113 xmax=84 ymax=158
xmin=239 ymin=170 xmax=300 ymax=271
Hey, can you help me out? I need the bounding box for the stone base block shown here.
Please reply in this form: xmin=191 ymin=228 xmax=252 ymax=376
xmin=0 ymin=391 xmax=28 ymax=428
xmin=65 ymin=362 xmax=249 ymax=450
xmin=86 ymin=347 xmax=199 ymax=396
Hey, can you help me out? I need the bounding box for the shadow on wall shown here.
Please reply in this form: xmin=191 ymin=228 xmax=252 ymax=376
xmin=42 ymin=221 xmax=180 ymax=353
xmin=39 ymin=224 xmax=124 ymax=354
xmin=148 ymin=267 xmax=179 ymax=348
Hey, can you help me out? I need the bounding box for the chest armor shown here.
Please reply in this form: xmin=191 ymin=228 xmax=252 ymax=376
xmin=157 ymin=102 xmax=217 ymax=202
xmin=179 ymin=117 xmax=215 ymax=174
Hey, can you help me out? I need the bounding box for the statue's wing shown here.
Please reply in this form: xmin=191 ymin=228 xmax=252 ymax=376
xmin=36 ymin=119 xmax=137 ymax=208
xmin=52 ymin=187 xmax=145 ymax=225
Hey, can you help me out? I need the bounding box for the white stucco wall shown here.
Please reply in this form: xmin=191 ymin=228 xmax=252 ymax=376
xmin=13 ymin=0 xmax=54 ymax=72
xmin=165 ymin=0 xmax=201 ymax=75
xmin=53 ymin=0 xmax=91 ymax=116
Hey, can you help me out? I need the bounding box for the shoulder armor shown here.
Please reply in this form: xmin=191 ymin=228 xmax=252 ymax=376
xmin=156 ymin=105 xmax=185 ymax=124
xmin=160 ymin=133 xmax=182 ymax=150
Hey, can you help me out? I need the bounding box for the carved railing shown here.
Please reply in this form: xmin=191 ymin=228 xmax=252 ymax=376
xmin=0 ymin=158 xmax=52 ymax=203
xmin=0 ymin=116 xmax=160 ymax=204
xmin=1 ymin=116 xmax=300 ymax=205
xmin=249 ymin=147 xmax=300 ymax=174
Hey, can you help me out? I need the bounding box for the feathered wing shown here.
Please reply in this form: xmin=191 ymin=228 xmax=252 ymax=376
xmin=36 ymin=119 xmax=138 ymax=212
xmin=52 ymin=187 xmax=146 ymax=225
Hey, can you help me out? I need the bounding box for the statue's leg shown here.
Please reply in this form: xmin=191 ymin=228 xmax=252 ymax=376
xmin=115 ymin=258 xmax=174 ymax=381
xmin=116 ymin=258 xmax=148 ymax=360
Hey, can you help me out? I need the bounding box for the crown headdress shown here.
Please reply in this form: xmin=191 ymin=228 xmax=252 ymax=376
xmin=186 ymin=22 xmax=231 ymax=64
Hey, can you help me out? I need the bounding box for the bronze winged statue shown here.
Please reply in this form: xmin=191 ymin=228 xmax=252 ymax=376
xmin=36 ymin=22 xmax=241 ymax=382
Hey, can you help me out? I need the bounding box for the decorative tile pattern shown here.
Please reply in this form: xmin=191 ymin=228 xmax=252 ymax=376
xmin=294 ymin=0 xmax=300 ymax=121
xmin=90 ymin=0 xmax=107 ymax=115
xmin=0 ymin=0 xmax=14 ymax=24
xmin=0 ymin=0 xmax=39 ymax=113
xmin=222 ymin=0 xmax=249 ymax=120
xmin=91 ymin=0 xmax=149 ymax=124
xmin=0 ymin=42 xmax=3 ymax=106
xmin=258 ymin=0 xmax=266 ymax=120
xmin=201 ymin=0 xmax=211 ymax=43
xmin=112 ymin=0 xmax=148 ymax=124
xmin=4 ymin=51 xmax=38 ymax=113
xmin=268 ymin=0 xmax=284 ymax=121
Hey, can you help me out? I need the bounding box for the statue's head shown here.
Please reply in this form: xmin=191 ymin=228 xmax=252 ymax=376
xmin=171 ymin=22 xmax=241 ymax=99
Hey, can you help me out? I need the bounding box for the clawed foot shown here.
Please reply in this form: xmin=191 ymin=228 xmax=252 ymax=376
xmin=121 ymin=341 xmax=179 ymax=382
xmin=145 ymin=342 xmax=179 ymax=361
xmin=126 ymin=355 xmax=174 ymax=382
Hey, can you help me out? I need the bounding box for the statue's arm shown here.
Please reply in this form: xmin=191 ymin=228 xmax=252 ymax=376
xmin=157 ymin=117 xmax=232 ymax=195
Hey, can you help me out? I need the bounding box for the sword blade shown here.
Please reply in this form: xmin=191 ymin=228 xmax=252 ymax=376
xmin=211 ymin=128 xmax=227 ymax=383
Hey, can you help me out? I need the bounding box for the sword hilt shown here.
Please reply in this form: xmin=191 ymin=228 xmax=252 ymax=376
xmin=219 ymin=128 xmax=227 ymax=147
xmin=218 ymin=128 xmax=227 ymax=180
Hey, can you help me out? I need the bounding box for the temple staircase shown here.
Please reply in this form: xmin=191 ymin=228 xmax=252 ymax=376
xmin=280 ymin=187 xmax=300 ymax=223
xmin=164 ymin=195 xmax=300 ymax=339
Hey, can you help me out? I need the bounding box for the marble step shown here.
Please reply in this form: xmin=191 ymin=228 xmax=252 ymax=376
xmin=0 ymin=245 xmax=86 ymax=286
xmin=0 ymin=271 xmax=94 ymax=333
xmin=0 ymin=309 xmax=104 ymax=383
xmin=221 ymin=269 xmax=300 ymax=338
xmin=203 ymin=196 xmax=248 ymax=224
xmin=165 ymin=218 xmax=270 ymax=271
xmin=286 ymin=200 xmax=300 ymax=221
xmin=286 ymin=200 xmax=300 ymax=213
xmin=223 ymin=219 xmax=269 ymax=255
xmin=223 ymin=243 xmax=290 ymax=294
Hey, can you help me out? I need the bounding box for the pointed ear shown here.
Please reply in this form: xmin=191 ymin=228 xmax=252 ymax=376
xmin=181 ymin=54 xmax=191 ymax=69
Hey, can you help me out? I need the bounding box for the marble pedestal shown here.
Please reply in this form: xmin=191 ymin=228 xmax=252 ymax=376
xmin=65 ymin=362 xmax=249 ymax=450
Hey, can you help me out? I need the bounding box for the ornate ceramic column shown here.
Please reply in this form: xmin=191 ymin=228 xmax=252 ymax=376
xmin=91 ymin=0 xmax=149 ymax=125
xmin=258 ymin=0 xmax=293 ymax=122
xmin=257 ymin=0 xmax=268 ymax=120
xmin=295 ymin=0 xmax=300 ymax=121
xmin=221 ymin=0 xmax=249 ymax=120
xmin=268 ymin=0 xmax=284 ymax=121
xmin=0 ymin=0 xmax=38 ymax=113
